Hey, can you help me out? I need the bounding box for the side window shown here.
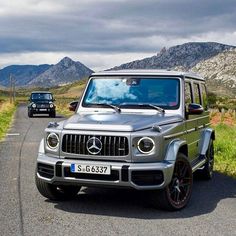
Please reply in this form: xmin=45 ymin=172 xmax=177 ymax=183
xmin=201 ymin=84 xmax=208 ymax=110
xmin=185 ymin=82 xmax=192 ymax=107
xmin=193 ymin=83 xmax=201 ymax=105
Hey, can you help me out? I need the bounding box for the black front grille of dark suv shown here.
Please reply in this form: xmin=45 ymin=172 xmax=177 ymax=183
xmin=62 ymin=134 xmax=129 ymax=156
xmin=36 ymin=104 xmax=50 ymax=108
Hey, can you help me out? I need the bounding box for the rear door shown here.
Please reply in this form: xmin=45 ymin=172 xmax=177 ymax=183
xmin=184 ymin=80 xmax=199 ymax=161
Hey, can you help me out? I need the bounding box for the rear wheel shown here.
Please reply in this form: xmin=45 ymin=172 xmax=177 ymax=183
xmin=198 ymin=140 xmax=214 ymax=180
xmin=150 ymin=153 xmax=193 ymax=211
xmin=35 ymin=173 xmax=81 ymax=200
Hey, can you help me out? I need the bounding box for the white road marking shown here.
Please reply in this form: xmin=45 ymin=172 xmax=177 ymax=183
xmin=6 ymin=133 xmax=20 ymax=136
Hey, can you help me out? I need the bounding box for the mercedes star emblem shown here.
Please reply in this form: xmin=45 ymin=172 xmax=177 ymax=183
xmin=86 ymin=137 xmax=102 ymax=155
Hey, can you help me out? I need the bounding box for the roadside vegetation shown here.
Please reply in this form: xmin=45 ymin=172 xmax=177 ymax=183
xmin=210 ymin=110 xmax=236 ymax=178
xmin=0 ymin=100 xmax=16 ymax=141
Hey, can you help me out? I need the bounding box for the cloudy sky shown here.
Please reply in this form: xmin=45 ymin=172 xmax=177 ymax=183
xmin=0 ymin=0 xmax=236 ymax=71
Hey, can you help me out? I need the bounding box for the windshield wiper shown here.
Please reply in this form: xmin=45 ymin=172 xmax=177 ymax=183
xmin=120 ymin=103 xmax=165 ymax=113
xmin=87 ymin=103 xmax=121 ymax=113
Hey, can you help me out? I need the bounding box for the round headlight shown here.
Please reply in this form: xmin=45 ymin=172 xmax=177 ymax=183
xmin=49 ymin=103 xmax=54 ymax=108
xmin=137 ymin=137 xmax=155 ymax=154
xmin=32 ymin=103 xmax=36 ymax=108
xmin=46 ymin=133 xmax=59 ymax=149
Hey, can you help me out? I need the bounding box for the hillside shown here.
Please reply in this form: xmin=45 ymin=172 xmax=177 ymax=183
xmin=0 ymin=57 xmax=93 ymax=88
xmin=111 ymin=42 xmax=235 ymax=71
xmin=0 ymin=64 xmax=52 ymax=87
xmin=28 ymin=57 xmax=93 ymax=87
xmin=191 ymin=49 xmax=236 ymax=96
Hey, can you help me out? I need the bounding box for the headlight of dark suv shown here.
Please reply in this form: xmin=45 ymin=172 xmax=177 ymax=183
xmin=49 ymin=103 xmax=54 ymax=108
xmin=137 ymin=137 xmax=155 ymax=154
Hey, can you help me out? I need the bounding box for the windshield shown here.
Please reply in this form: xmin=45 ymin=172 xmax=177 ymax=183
xmin=31 ymin=93 xmax=53 ymax=101
xmin=83 ymin=77 xmax=180 ymax=110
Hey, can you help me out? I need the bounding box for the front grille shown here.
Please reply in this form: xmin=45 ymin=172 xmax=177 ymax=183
xmin=64 ymin=167 xmax=119 ymax=181
xmin=38 ymin=163 xmax=54 ymax=179
xmin=36 ymin=104 xmax=49 ymax=108
xmin=62 ymin=134 xmax=129 ymax=156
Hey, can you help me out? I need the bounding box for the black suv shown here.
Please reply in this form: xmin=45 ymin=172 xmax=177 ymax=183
xmin=28 ymin=91 xmax=56 ymax=118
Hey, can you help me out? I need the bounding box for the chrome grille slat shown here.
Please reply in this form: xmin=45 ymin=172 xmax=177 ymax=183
xmin=62 ymin=134 xmax=128 ymax=156
xmin=118 ymin=137 xmax=121 ymax=156
xmin=70 ymin=135 xmax=73 ymax=153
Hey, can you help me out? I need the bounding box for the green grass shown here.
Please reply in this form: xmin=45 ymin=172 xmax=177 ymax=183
xmin=55 ymin=97 xmax=75 ymax=117
xmin=0 ymin=102 xmax=17 ymax=141
xmin=214 ymin=124 xmax=236 ymax=178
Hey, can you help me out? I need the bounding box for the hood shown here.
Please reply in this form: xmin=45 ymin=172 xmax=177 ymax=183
xmin=31 ymin=100 xmax=52 ymax=104
xmin=63 ymin=112 xmax=183 ymax=132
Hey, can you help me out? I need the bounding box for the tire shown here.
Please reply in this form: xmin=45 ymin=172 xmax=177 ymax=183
xmin=28 ymin=110 xmax=33 ymax=118
xmin=35 ymin=173 xmax=81 ymax=200
xmin=198 ymin=140 xmax=214 ymax=180
xmin=49 ymin=111 xmax=56 ymax=118
xmin=150 ymin=153 xmax=193 ymax=211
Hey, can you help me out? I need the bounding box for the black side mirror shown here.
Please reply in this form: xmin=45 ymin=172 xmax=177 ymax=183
xmin=188 ymin=103 xmax=204 ymax=115
xmin=69 ymin=101 xmax=79 ymax=112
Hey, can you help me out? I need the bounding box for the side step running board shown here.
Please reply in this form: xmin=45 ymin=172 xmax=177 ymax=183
xmin=191 ymin=155 xmax=207 ymax=172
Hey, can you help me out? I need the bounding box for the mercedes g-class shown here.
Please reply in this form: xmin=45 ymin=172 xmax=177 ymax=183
xmin=35 ymin=70 xmax=214 ymax=210
xmin=28 ymin=91 xmax=56 ymax=118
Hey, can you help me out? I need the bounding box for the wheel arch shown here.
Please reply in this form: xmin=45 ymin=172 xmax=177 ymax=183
xmin=199 ymin=128 xmax=215 ymax=156
xmin=165 ymin=139 xmax=188 ymax=162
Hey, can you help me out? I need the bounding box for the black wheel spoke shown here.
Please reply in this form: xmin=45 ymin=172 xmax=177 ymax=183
xmin=168 ymin=157 xmax=192 ymax=206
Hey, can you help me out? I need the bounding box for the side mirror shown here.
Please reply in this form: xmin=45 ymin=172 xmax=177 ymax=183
xmin=188 ymin=103 xmax=204 ymax=115
xmin=69 ymin=101 xmax=79 ymax=112
xmin=53 ymin=99 xmax=56 ymax=102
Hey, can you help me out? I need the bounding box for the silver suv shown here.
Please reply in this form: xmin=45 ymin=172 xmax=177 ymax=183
xmin=35 ymin=70 xmax=215 ymax=210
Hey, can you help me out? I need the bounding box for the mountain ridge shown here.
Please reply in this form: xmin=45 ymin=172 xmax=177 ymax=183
xmin=110 ymin=42 xmax=236 ymax=71
xmin=0 ymin=64 xmax=52 ymax=87
xmin=0 ymin=57 xmax=93 ymax=88
xmin=28 ymin=57 xmax=93 ymax=87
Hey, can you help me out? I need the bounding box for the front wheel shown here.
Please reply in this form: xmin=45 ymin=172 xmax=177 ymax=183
xmin=28 ymin=110 xmax=33 ymax=118
xmin=150 ymin=153 xmax=193 ymax=211
xmin=49 ymin=111 xmax=56 ymax=118
xmin=35 ymin=173 xmax=81 ymax=200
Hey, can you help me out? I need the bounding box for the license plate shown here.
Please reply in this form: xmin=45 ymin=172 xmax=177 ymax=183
xmin=40 ymin=109 xmax=47 ymax=111
xmin=70 ymin=164 xmax=111 ymax=175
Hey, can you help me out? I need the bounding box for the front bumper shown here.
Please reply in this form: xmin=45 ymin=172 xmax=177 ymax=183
xmin=37 ymin=153 xmax=175 ymax=190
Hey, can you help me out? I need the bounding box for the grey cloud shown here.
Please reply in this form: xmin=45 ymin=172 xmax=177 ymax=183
xmin=0 ymin=0 xmax=235 ymax=54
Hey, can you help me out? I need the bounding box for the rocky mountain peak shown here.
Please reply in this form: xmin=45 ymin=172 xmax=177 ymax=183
xmin=59 ymin=57 xmax=75 ymax=67
xmin=159 ymin=47 xmax=167 ymax=55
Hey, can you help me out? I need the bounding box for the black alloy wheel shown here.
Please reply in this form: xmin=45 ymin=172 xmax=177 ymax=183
xmin=166 ymin=154 xmax=193 ymax=209
xmin=150 ymin=153 xmax=193 ymax=211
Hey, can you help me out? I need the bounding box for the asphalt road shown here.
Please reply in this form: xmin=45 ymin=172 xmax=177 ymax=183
xmin=0 ymin=104 xmax=236 ymax=236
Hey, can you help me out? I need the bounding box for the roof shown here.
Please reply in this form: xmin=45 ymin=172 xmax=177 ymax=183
xmin=91 ymin=69 xmax=204 ymax=81
xmin=31 ymin=91 xmax=52 ymax=94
